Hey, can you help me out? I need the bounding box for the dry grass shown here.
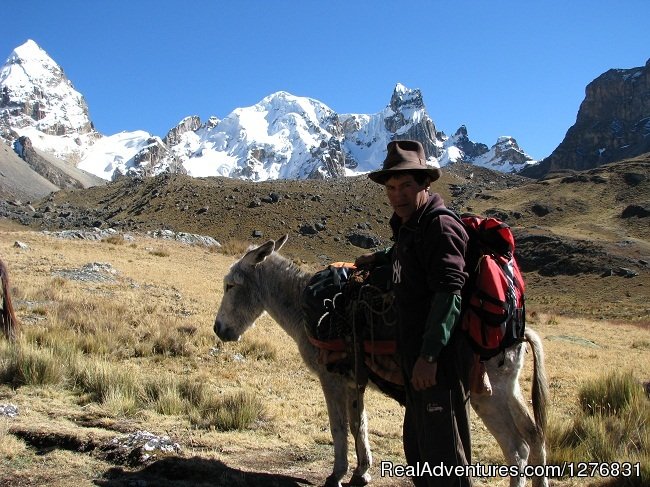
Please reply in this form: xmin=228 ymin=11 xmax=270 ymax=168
xmin=546 ymin=371 xmax=649 ymax=486
xmin=0 ymin=418 xmax=27 ymax=459
xmin=0 ymin=226 xmax=648 ymax=486
xmin=218 ymin=238 xmax=255 ymax=257
xmin=101 ymin=234 xmax=126 ymax=246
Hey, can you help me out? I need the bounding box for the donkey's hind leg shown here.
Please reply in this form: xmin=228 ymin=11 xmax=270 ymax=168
xmin=347 ymin=382 xmax=371 ymax=486
xmin=471 ymin=391 xmax=529 ymax=487
xmin=507 ymin=389 xmax=548 ymax=487
xmin=503 ymin=340 xmax=548 ymax=487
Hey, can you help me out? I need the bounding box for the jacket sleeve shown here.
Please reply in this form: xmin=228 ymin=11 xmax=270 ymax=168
xmin=425 ymin=214 xmax=468 ymax=293
xmin=419 ymin=213 xmax=468 ymax=358
xmin=420 ymin=292 xmax=462 ymax=359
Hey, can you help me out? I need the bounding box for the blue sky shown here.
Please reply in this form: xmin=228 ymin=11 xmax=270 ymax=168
xmin=2 ymin=0 xmax=649 ymax=161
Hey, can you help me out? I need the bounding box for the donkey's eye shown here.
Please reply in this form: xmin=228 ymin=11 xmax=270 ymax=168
xmin=224 ymin=283 xmax=234 ymax=293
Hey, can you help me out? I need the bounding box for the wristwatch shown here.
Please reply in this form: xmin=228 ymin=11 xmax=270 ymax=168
xmin=421 ymin=354 xmax=436 ymax=363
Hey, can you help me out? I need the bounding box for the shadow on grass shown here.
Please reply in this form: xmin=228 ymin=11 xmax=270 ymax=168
xmin=94 ymin=455 xmax=314 ymax=487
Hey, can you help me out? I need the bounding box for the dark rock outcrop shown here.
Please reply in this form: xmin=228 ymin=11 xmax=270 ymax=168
xmin=451 ymin=126 xmax=489 ymax=160
xmin=14 ymin=136 xmax=84 ymax=189
xmin=514 ymin=230 xmax=641 ymax=276
xmin=523 ymin=59 xmax=650 ymax=178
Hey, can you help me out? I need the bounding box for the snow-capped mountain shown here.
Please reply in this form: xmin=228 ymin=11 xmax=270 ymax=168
xmin=167 ymin=82 xmax=535 ymax=180
xmin=173 ymin=91 xmax=347 ymax=180
xmin=0 ymin=40 xmax=180 ymax=182
xmin=0 ymin=39 xmax=98 ymax=160
xmin=1 ymin=40 xmax=535 ymax=186
xmin=440 ymin=126 xmax=534 ymax=172
xmin=77 ymin=131 xmax=184 ymax=180
xmin=340 ymin=83 xmax=445 ymax=174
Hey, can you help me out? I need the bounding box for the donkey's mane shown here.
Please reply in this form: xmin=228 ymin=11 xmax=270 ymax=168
xmin=261 ymin=252 xmax=313 ymax=296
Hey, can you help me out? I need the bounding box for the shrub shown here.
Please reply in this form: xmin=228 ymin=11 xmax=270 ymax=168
xmin=548 ymin=370 xmax=649 ymax=484
xmin=149 ymin=248 xmax=170 ymax=257
xmin=579 ymin=370 xmax=643 ymax=416
xmin=101 ymin=235 xmax=125 ymax=245
xmin=150 ymin=327 xmax=195 ymax=357
xmin=177 ymin=377 xmax=209 ymax=407
xmin=190 ymin=391 xmax=265 ymax=431
xmin=0 ymin=343 xmax=65 ymax=387
xmin=69 ymin=359 xmax=142 ymax=407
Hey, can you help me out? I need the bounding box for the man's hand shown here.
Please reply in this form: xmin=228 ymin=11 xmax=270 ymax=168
xmin=354 ymin=253 xmax=375 ymax=267
xmin=411 ymin=357 xmax=437 ymax=391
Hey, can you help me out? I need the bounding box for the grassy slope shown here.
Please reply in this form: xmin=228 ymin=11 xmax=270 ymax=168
xmin=0 ymin=226 xmax=648 ymax=487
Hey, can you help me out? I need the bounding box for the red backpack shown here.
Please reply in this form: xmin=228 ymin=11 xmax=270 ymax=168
xmin=429 ymin=209 xmax=526 ymax=360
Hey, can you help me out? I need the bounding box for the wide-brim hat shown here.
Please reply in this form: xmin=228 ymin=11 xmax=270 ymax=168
xmin=368 ymin=139 xmax=441 ymax=184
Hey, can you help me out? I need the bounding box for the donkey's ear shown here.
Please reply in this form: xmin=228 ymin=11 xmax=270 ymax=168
xmin=274 ymin=234 xmax=288 ymax=252
xmin=242 ymin=240 xmax=275 ymax=266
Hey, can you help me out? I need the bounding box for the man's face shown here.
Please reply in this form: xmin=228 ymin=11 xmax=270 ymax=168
xmin=384 ymin=173 xmax=430 ymax=222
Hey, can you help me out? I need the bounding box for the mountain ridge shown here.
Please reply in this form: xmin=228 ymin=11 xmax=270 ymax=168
xmin=1 ymin=40 xmax=535 ymax=191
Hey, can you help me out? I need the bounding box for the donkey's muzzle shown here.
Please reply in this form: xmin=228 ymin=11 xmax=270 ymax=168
xmin=214 ymin=319 xmax=240 ymax=342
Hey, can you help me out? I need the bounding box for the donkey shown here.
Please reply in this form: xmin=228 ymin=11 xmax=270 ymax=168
xmin=214 ymin=235 xmax=548 ymax=487
xmin=1 ymin=258 xmax=19 ymax=342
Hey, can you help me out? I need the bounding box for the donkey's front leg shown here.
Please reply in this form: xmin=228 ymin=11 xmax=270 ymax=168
xmin=347 ymin=382 xmax=372 ymax=486
xmin=320 ymin=374 xmax=350 ymax=487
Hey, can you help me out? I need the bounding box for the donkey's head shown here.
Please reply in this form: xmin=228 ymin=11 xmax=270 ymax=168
xmin=214 ymin=235 xmax=288 ymax=342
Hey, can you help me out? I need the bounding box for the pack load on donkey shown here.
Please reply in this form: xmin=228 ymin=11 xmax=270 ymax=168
xmin=301 ymin=262 xmax=404 ymax=402
xmin=301 ymin=210 xmax=527 ymax=399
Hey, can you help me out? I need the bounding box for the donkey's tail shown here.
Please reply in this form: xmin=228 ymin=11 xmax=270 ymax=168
xmin=1 ymin=259 xmax=19 ymax=342
xmin=524 ymin=327 xmax=548 ymax=437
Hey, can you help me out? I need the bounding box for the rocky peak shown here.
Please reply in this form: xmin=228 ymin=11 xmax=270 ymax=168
xmin=115 ymin=136 xmax=186 ymax=180
xmin=384 ymin=83 xmax=443 ymax=159
xmin=492 ymin=137 xmax=531 ymax=165
xmin=450 ymin=125 xmax=489 ymax=160
xmin=204 ymin=116 xmax=220 ymax=130
xmin=523 ymin=58 xmax=650 ymax=178
xmin=163 ymin=116 xmax=202 ymax=146
xmin=388 ymin=83 xmax=426 ymax=113
xmin=0 ymin=39 xmax=94 ymax=141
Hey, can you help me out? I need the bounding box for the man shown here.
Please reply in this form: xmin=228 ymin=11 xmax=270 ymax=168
xmin=356 ymin=140 xmax=473 ymax=487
